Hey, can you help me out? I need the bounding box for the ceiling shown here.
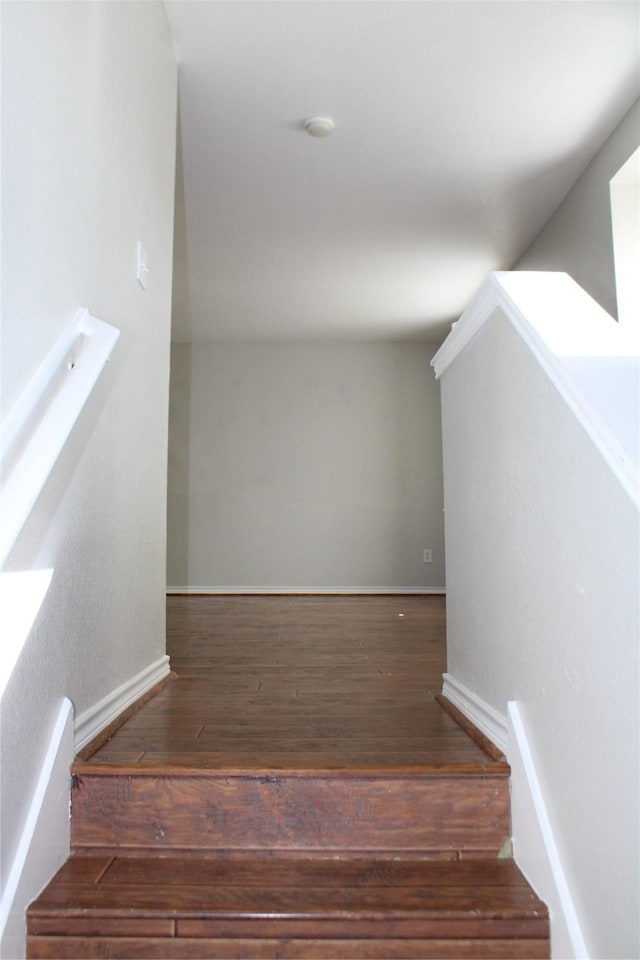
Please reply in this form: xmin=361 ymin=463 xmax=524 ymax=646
xmin=165 ymin=1 xmax=639 ymax=344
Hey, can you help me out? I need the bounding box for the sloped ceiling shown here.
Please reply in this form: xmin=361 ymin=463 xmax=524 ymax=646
xmin=165 ymin=1 xmax=639 ymax=344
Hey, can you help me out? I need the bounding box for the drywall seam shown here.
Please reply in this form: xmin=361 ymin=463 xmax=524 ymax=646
xmin=166 ymin=586 xmax=447 ymax=596
xmin=441 ymin=672 xmax=508 ymax=755
xmin=74 ymin=655 xmax=170 ymax=752
xmin=508 ymin=700 xmax=589 ymax=959
xmin=0 ymin=697 xmax=73 ymax=959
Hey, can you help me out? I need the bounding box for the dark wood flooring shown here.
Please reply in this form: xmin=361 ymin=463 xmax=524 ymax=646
xmin=82 ymin=595 xmax=502 ymax=774
xmin=28 ymin=595 xmax=549 ymax=959
xmin=28 ymin=855 xmax=549 ymax=959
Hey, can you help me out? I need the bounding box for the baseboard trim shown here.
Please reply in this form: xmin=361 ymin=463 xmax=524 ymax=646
xmin=508 ymin=701 xmax=588 ymax=959
xmin=76 ymin=672 xmax=174 ymax=761
xmin=167 ymin=586 xmax=446 ymax=596
xmin=74 ymin=655 xmax=170 ymax=753
xmin=0 ymin=697 xmax=73 ymax=958
xmin=441 ymin=673 xmax=508 ymax=755
xmin=436 ymin=693 xmax=505 ymax=761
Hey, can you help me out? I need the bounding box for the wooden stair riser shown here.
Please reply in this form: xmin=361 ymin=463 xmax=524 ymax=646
xmin=71 ymin=773 xmax=510 ymax=855
xmin=29 ymin=917 xmax=549 ymax=941
xmin=27 ymin=937 xmax=550 ymax=959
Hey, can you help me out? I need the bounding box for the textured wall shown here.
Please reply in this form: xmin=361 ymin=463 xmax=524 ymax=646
xmin=167 ymin=341 xmax=445 ymax=590
xmin=439 ymin=308 xmax=639 ymax=958
xmin=1 ymin=2 xmax=177 ymax=952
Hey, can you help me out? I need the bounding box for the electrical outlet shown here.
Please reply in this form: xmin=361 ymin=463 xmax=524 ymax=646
xmin=423 ymin=549 xmax=432 ymax=563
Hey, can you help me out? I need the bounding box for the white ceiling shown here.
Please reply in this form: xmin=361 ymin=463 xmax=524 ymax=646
xmin=165 ymin=1 xmax=639 ymax=344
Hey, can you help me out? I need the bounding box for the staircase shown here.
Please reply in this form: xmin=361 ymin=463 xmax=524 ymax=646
xmin=27 ymin=759 xmax=548 ymax=958
xmin=26 ymin=597 xmax=549 ymax=958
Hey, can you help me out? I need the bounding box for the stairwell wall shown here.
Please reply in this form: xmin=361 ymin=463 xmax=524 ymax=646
xmin=439 ymin=307 xmax=639 ymax=959
xmin=516 ymin=98 xmax=639 ymax=320
xmin=166 ymin=341 xmax=445 ymax=591
xmin=0 ymin=3 xmax=177 ymax=954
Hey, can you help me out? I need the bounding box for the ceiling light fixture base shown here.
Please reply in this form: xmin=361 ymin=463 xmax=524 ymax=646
xmin=304 ymin=116 xmax=335 ymax=137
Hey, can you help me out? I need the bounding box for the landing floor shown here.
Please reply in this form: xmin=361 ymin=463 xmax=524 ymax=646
xmin=81 ymin=595 xmax=504 ymax=774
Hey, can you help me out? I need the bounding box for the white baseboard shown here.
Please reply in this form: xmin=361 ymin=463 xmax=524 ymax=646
xmin=507 ymin=701 xmax=588 ymax=960
xmin=167 ymin=586 xmax=446 ymax=595
xmin=0 ymin=697 xmax=74 ymax=960
xmin=441 ymin=672 xmax=508 ymax=754
xmin=74 ymin=655 xmax=170 ymax=753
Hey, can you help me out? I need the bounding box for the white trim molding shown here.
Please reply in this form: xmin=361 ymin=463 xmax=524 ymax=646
xmin=432 ymin=271 xmax=639 ymax=507
xmin=430 ymin=280 xmax=501 ymax=378
xmin=0 ymin=697 xmax=73 ymax=959
xmin=0 ymin=309 xmax=120 ymax=567
xmin=441 ymin=672 xmax=508 ymax=755
xmin=167 ymin=586 xmax=446 ymax=596
xmin=508 ymin=701 xmax=589 ymax=960
xmin=74 ymin=655 xmax=170 ymax=753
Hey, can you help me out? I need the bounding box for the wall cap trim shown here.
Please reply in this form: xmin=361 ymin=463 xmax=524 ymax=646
xmin=0 ymin=697 xmax=73 ymax=954
xmin=508 ymin=701 xmax=589 ymax=959
xmin=0 ymin=309 xmax=120 ymax=566
xmin=432 ymin=271 xmax=639 ymax=506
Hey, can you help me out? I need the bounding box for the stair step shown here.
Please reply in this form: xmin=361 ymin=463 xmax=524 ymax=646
xmin=70 ymin=766 xmax=511 ymax=857
xmin=29 ymin=598 xmax=549 ymax=957
xmin=27 ymin=855 xmax=549 ymax=959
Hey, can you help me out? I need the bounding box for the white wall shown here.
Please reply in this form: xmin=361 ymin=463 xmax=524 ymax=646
xmin=517 ymin=98 xmax=639 ymax=320
xmin=0 ymin=2 xmax=177 ymax=954
xmin=167 ymin=342 xmax=445 ymax=591
xmin=439 ymin=308 xmax=639 ymax=959
xmin=610 ymin=148 xmax=640 ymax=328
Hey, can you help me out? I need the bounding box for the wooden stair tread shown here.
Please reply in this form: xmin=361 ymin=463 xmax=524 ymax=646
xmin=29 ymin=855 xmax=548 ymax=925
xmin=28 ymin=855 xmax=549 ymax=959
xmin=73 ymin=760 xmax=510 ymax=776
xmin=46 ymin=855 xmax=536 ymax=887
xmin=76 ymin=758 xmax=507 ymax=774
xmin=28 ymin=857 xmax=549 ymax=958
xmin=84 ymin=687 xmax=508 ymax=772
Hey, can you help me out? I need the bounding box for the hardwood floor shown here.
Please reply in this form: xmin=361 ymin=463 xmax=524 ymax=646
xmin=28 ymin=595 xmax=549 ymax=959
xmin=28 ymin=856 xmax=549 ymax=959
xmin=83 ymin=595 xmax=500 ymax=773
